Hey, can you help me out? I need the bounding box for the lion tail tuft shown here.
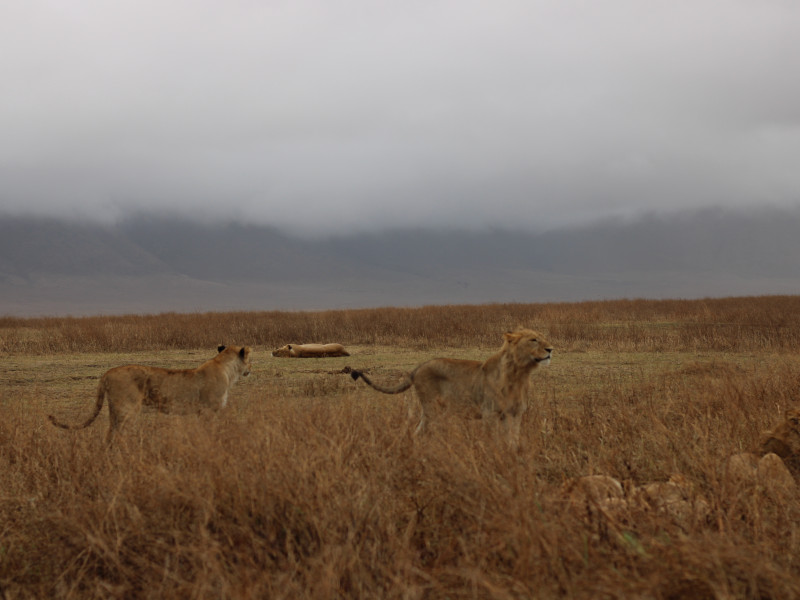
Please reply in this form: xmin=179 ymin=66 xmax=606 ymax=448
xmin=341 ymin=366 xmax=362 ymax=380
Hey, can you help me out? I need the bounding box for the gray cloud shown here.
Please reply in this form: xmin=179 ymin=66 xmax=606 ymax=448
xmin=2 ymin=0 xmax=800 ymax=235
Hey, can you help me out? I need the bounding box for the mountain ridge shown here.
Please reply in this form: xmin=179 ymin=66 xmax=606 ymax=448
xmin=2 ymin=207 xmax=799 ymax=316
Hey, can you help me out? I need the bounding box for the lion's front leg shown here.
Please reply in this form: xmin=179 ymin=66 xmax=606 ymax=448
xmin=496 ymin=397 xmax=525 ymax=450
xmin=502 ymin=414 xmax=523 ymax=450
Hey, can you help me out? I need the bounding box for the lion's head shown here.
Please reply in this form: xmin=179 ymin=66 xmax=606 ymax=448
xmin=218 ymin=344 xmax=252 ymax=377
xmin=503 ymin=328 xmax=553 ymax=368
xmin=759 ymin=408 xmax=800 ymax=461
xmin=271 ymin=344 xmax=293 ymax=358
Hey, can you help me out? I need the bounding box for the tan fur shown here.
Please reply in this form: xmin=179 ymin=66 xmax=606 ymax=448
xmin=347 ymin=328 xmax=552 ymax=448
xmin=724 ymin=452 xmax=796 ymax=500
xmin=757 ymin=408 xmax=800 ymax=472
xmin=561 ymin=475 xmax=629 ymax=538
xmin=48 ymin=345 xmax=252 ymax=443
xmin=271 ymin=343 xmax=350 ymax=358
xmin=722 ymin=408 xmax=800 ymax=496
xmin=563 ymin=475 xmax=625 ymax=508
xmin=564 ymin=473 xmax=710 ymax=526
xmin=633 ymin=474 xmax=711 ymax=524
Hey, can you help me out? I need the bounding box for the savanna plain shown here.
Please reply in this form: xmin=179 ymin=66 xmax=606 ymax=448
xmin=2 ymin=297 xmax=800 ymax=599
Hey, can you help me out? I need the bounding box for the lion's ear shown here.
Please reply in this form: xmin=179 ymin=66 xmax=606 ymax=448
xmin=218 ymin=345 xmax=227 ymax=353
xmin=287 ymin=344 xmax=292 ymax=350
xmin=239 ymin=347 xmax=250 ymax=360
xmin=503 ymin=331 xmax=522 ymax=343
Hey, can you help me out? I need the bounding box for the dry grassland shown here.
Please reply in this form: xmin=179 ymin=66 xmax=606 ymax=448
xmin=2 ymin=296 xmax=800 ymax=598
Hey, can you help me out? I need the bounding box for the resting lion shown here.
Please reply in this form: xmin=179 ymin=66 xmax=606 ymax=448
xmin=563 ymin=474 xmax=710 ymax=527
xmin=346 ymin=328 xmax=552 ymax=447
xmin=724 ymin=452 xmax=796 ymax=501
xmin=723 ymin=408 xmax=800 ymax=498
xmin=48 ymin=345 xmax=252 ymax=443
xmin=757 ymin=408 xmax=800 ymax=472
xmin=271 ymin=343 xmax=350 ymax=358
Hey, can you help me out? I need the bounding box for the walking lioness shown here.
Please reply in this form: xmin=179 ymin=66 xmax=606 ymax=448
xmin=347 ymin=329 xmax=552 ymax=447
xmin=49 ymin=345 xmax=252 ymax=443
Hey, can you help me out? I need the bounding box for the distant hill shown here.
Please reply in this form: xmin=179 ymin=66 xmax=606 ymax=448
xmin=1 ymin=207 xmax=799 ymax=316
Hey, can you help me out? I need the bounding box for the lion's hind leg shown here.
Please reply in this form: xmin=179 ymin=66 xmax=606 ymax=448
xmin=411 ymin=375 xmax=446 ymax=437
xmin=413 ymin=404 xmax=428 ymax=436
xmin=103 ymin=379 xmax=147 ymax=445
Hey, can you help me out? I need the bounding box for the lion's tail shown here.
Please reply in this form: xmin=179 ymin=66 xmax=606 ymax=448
xmin=48 ymin=378 xmax=107 ymax=430
xmin=345 ymin=367 xmax=413 ymax=394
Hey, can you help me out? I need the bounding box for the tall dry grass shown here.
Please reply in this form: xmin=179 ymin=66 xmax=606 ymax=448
xmin=4 ymin=362 xmax=800 ymax=599
xmin=2 ymin=295 xmax=800 ymax=355
xmin=2 ymin=296 xmax=800 ymax=598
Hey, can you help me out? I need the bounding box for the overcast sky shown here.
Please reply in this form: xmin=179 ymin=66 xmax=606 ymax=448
xmin=2 ymin=1 xmax=799 ymax=236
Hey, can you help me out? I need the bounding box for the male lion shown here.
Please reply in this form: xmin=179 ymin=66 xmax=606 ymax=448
xmin=346 ymin=328 xmax=552 ymax=448
xmin=48 ymin=345 xmax=252 ymax=443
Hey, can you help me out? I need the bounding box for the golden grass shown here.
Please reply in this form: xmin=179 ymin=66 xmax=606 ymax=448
xmin=2 ymin=295 xmax=800 ymax=598
xmin=3 ymin=295 xmax=800 ymax=355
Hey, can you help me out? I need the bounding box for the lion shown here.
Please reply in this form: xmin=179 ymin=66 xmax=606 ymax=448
xmin=563 ymin=473 xmax=710 ymax=527
xmin=346 ymin=328 xmax=552 ymax=448
xmin=48 ymin=345 xmax=252 ymax=443
xmin=271 ymin=343 xmax=350 ymax=358
xmin=633 ymin=474 xmax=711 ymax=524
xmin=722 ymin=408 xmax=800 ymax=498
xmin=757 ymin=408 xmax=800 ymax=472
xmin=724 ymin=452 xmax=796 ymax=500
xmin=563 ymin=475 xmax=627 ymax=513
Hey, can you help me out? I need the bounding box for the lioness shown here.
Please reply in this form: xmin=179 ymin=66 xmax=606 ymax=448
xmin=48 ymin=345 xmax=252 ymax=443
xmin=271 ymin=343 xmax=350 ymax=358
xmin=347 ymin=328 xmax=552 ymax=447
